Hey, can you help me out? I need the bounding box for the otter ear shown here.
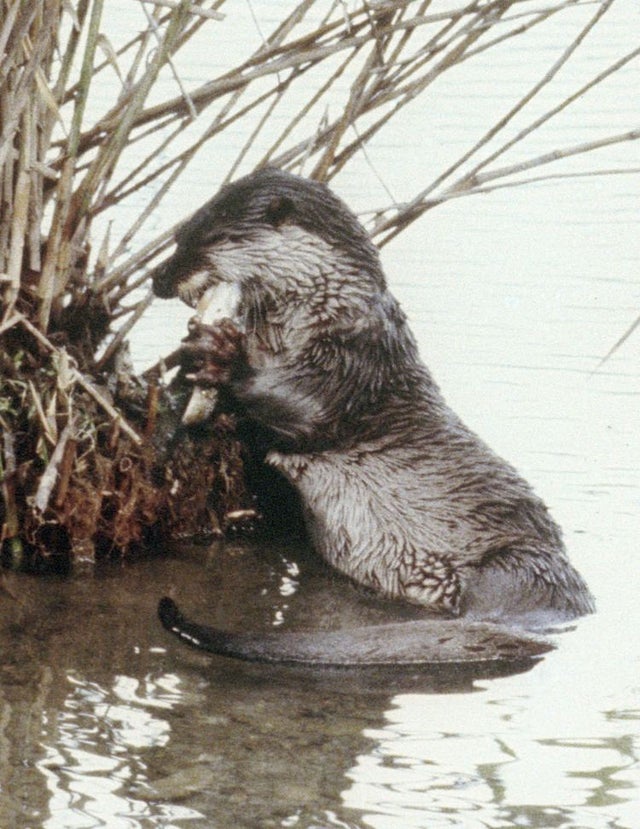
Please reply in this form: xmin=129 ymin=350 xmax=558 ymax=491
xmin=265 ymin=195 xmax=295 ymax=226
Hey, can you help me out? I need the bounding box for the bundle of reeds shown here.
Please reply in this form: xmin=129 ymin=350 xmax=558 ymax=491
xmin=0 ymin=0 xmax=636 ymax=570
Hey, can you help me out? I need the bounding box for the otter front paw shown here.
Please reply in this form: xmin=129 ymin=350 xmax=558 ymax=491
xmin=180 ymin=317 xmax=246 ymax=387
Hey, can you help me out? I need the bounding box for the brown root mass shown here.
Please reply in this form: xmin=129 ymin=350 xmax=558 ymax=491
xmin=0 ymin=319 xmax=252 ymax=574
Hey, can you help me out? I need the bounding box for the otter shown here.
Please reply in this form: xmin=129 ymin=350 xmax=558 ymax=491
xmin=152 ymin=168 xmax=594 ymax=667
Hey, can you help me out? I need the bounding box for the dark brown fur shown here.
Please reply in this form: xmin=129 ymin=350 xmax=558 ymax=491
xmin=153 ymin=168 xmax=594 ymax=666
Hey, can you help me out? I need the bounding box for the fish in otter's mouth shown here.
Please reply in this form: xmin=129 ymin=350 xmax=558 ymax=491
xmin=151 ymin=240 xmax=244 ymax=425
xmin=180 ymin=281 xmax=242 ymax=425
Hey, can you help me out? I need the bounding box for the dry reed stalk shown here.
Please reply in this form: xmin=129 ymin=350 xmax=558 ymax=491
xmin=37 ymin=0 xmax=105 ymax=331
xmin=141 ymin=0 xmax=224 ymax=21
xmin=1 ymin=0 xmax=222 ymax=335
xmin=34 ymin=422 xmax=74 ymax=514
xmin=371 ymin=0 xmax=636 ymax=243
xmin=0 ymin=0 xmax=637 ymax=564
xmin=0 ymin=425 xmax=23 ymax=566
xmin=14 ymin=314 xmax=142 ymax=445
xmin=1 ymin=0 xmax=635 ymax=353
xmin=593 ymin=312 xmax=640 ymax=371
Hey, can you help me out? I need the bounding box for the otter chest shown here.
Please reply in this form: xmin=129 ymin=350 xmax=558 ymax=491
xmin=266 ymin=447 xmax=465 ymax=593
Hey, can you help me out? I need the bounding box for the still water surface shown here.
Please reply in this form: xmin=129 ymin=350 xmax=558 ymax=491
xmin=1 ymin=1 xmax=639 ymax=827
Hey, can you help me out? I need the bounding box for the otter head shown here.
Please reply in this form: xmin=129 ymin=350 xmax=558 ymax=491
xmin=151 ymin=169 xmax=386 ymax=317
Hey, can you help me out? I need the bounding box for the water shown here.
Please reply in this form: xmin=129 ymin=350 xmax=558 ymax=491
xmin=2 ymin=1 xmax=639 ymax=827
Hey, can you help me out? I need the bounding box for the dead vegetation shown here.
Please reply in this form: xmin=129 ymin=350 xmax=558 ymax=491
xmin=1 ymin=0 xmax=637 ymax=570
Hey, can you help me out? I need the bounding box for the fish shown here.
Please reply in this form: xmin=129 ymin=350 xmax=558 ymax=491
xmin=181 ymin=281 xmax=242 ymax=425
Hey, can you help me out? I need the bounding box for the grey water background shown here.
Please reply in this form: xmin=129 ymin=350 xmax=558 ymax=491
xmin=1 ymin=1 xmax=639 ymax=827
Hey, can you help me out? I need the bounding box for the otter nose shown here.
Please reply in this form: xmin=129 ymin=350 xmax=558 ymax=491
xmin=151 ymin=261 xmax=176 ymax=298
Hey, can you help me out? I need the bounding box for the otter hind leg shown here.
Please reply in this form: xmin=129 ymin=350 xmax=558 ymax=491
xmin=400 ymin=553 xmax=463 ymax=616
xmin=461 ymin=548 xmax=596 ymax=623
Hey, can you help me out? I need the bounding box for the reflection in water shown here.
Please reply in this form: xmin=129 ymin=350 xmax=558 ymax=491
xmin=343 ymin=655 xmax=640 ymax=829
xmin=0 ymin=540 xmax=638 ymax=828
xmin=37 ymin=671 xmax=204 ymax=828
xmin=344 ymin=688 xmax=640 ymax=828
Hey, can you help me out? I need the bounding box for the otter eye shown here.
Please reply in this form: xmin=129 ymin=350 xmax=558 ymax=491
xmin=265 ymin=195 xmax=295 ymax=226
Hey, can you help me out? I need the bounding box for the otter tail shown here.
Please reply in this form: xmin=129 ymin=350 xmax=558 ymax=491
xmin=158 ymin=597 xmax=553 ymax=668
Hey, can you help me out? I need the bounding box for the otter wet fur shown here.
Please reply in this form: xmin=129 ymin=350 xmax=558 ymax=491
xmin=152 ymin=168 xmax=594 ymax=667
